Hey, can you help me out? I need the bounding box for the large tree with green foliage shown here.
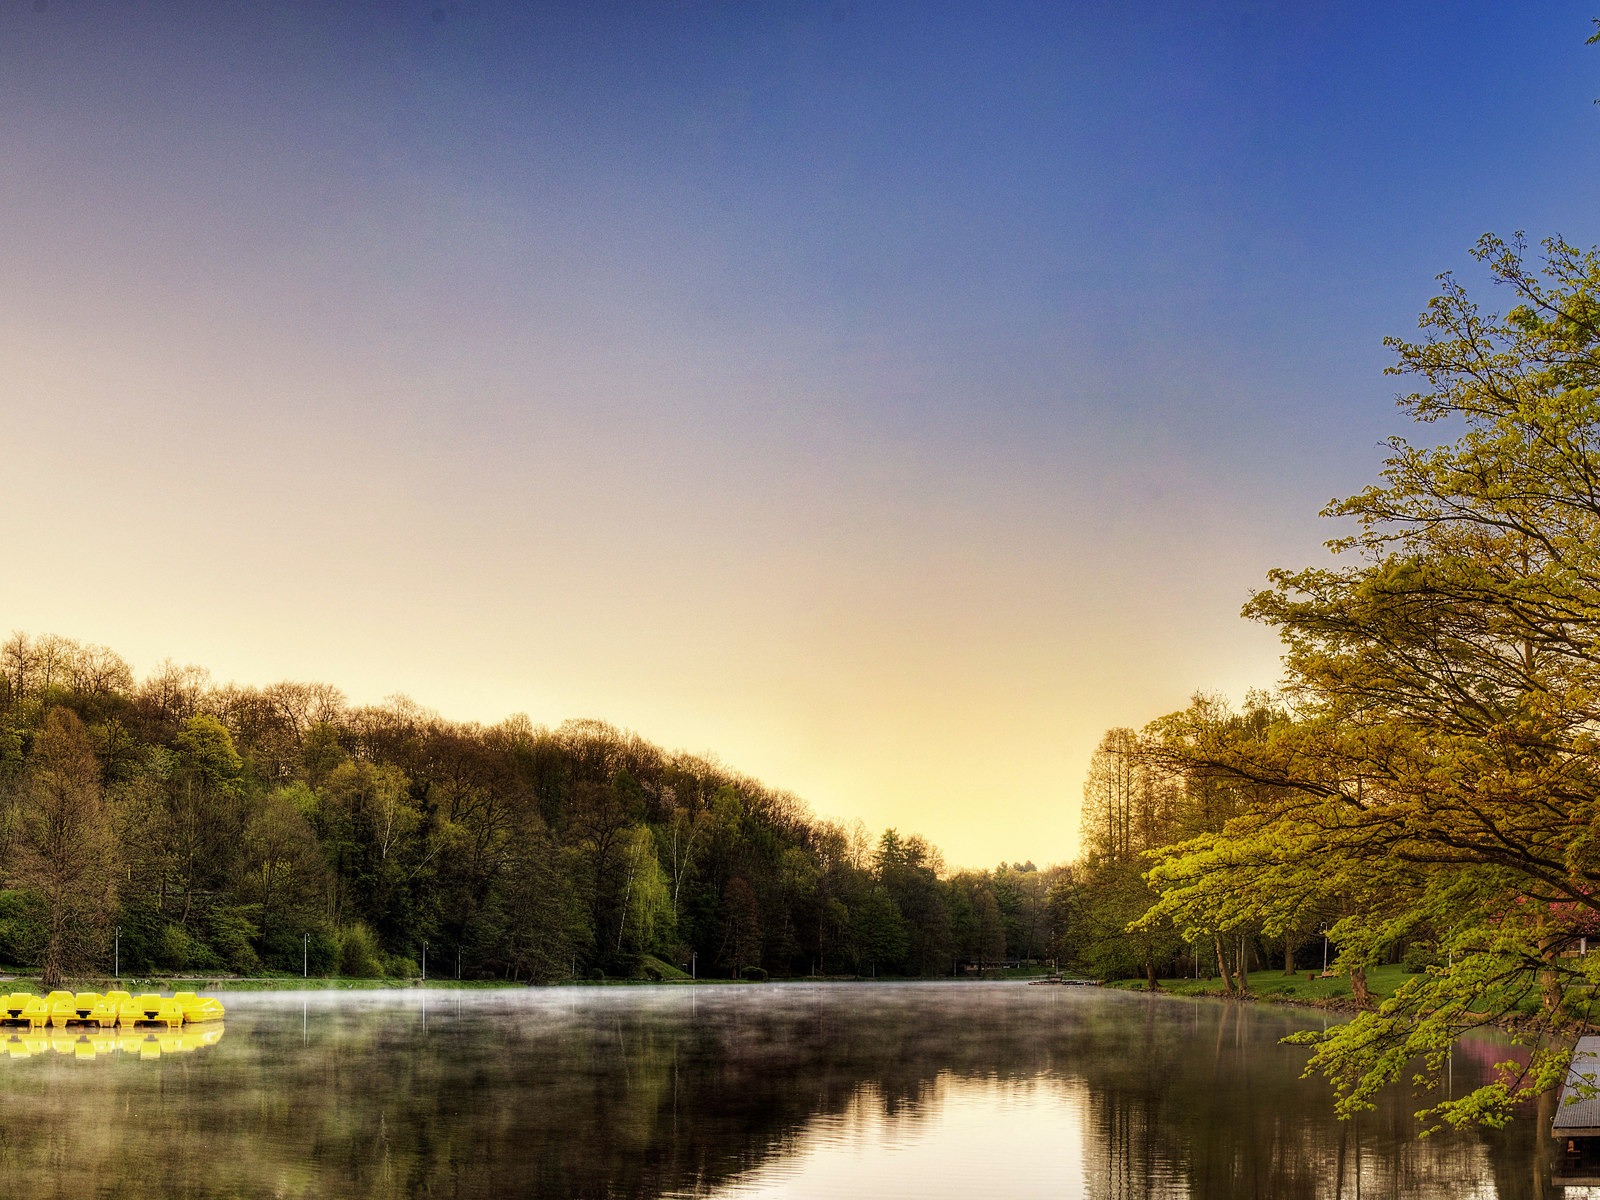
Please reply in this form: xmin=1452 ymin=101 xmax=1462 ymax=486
xmin=1145 ymin=234 xmax=1600 ymax=1127
xmin=18 ymin=708 xmax=117 ymax=987
xmin=1073 ymin=728 xmax=1186 ymax=988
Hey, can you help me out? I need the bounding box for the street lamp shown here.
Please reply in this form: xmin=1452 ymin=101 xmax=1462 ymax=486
xmin=114 ymin=926 xmax=120 ymax=978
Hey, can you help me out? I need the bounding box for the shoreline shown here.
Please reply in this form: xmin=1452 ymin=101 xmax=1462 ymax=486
xmin=1107 ymin=976 xmax=1582 ymax=1042
xmin=0 ymin=971 xmax=1054 ymax=994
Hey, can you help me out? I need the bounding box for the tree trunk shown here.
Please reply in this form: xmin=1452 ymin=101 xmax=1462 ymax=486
xmin=1539 ymin=936 xmax=1564 ymax=1018
xmin=615 ymin=853 xmax=638 ymax=954
xmin=1538 ymin=1087 xmax=1559 ymax=1199
xmin=40 ymin=925 xmax=63 ymax=990
xmin=1284 ymin=934 xmax=1296 ymax=976
xmin=1144 ymin=954 xmax=1158 ymax=992
xmin=1351 ymin=964 xmax=1371 ymax=1008
xmin=1214 ymin=934 xmax=1236 ymax=996
xmin=1236 ymin=935 xmax=1249 ymax=992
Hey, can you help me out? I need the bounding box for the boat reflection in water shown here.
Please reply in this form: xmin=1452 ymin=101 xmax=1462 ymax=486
xmin=2 ymin=1024 xmax=224 ymax=1061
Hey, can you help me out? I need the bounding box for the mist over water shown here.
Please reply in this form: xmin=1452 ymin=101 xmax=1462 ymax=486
xmin=0 ymin=983 xmax=1565 ymax=1198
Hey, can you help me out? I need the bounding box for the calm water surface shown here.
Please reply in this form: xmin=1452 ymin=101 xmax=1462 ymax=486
xmin=0 ymin=982 xmax=1581 ymax=1198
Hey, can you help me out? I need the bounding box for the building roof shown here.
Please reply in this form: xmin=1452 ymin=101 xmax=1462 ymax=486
xmin=1554 ymin=1037 xmax=1600 ymax=1136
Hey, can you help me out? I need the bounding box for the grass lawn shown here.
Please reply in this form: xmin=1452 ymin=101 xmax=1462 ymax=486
xmin=1107 ymin=962 xmax=1412 ymax=1005
xmin=0 ymin=959 xmax=1071 ymax=993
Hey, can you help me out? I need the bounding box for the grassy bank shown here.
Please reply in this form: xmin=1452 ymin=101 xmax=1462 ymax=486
xmin=0 ymin=961 xmax=1056 ymax=994
xmin=1106 ymin=963 xmax=1411 ymax=1006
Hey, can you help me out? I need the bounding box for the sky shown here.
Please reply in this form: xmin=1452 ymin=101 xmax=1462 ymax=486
xmin=3 ymin=1 xmax=1598 ymax=868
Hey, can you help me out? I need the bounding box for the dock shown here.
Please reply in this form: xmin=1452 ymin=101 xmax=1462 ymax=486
xmin=1553 ymin=1036 xmax=1600 ymax=1183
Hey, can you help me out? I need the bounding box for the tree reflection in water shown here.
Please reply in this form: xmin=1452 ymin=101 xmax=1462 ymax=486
xmin=0 ymin=985 xmax=1562 ymax=1198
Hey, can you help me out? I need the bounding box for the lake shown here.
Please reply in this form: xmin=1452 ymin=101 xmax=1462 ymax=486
xmin=0 ymin=982 xmax=1575 ymax=1198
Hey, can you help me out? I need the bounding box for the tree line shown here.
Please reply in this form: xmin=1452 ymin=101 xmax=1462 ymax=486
xmin=1061 ymin=233 xmax=1600 ymax=1131
xmin=0 ymin=634 xmax=1065 ymax=987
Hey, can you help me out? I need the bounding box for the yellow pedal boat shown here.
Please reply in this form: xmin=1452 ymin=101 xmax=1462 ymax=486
xmin=0 ymin=989 xmax=224 ymax=1030
xmin=172 ymin=991 xmax=225 ymax=1023
xmin=50 ymin=992 xmax=120 ymax=1029
xmin=0 ymin=993 xmax=49 ymax=1029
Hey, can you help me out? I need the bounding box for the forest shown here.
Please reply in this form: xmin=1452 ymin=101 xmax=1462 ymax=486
xmin=0 ymin=634 xmax=1066 ymax=988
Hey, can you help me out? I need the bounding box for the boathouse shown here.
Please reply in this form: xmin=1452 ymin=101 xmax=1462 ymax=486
xmin=1554 ymin=1036 xmax=1600 ymax=1182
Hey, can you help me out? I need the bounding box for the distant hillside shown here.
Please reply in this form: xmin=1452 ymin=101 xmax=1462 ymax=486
xmin=0 ymin=632 xmax=1060 ymax=983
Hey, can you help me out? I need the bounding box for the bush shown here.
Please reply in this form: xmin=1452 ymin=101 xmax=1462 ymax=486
xmin=307 ymin=929 xmax=338 ymax=976
xmin=261 ymin=926 xmax=311 ymax=973
xmin=336 ymin=923 xmax=384 ymax=978
xmin=0 ymin=890 xmax=45 ymax=967
xmin=383 ymin=954 xmax=419 ymax=979
xmin=205 ymin=906 xmax=261 ymax=975
xmin=158 ymin=923 xmax=200 ymax=971
xmin=111 ymin=903 xmax=167 ymax=974
xmin=1401 ymin=944 xmax=1437 ymax=974
xmin=740 ymin=966 xmax=768 ymax=982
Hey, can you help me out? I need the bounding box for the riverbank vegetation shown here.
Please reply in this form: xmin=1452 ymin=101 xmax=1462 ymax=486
xmin=1062 ymin=234 xmax=1600 ymax=1130
xmin=0 ymin=636 xmax=1070 ymax=991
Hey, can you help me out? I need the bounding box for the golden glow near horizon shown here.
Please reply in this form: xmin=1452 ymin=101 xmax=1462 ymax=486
xmin=15 ymin=373 xmax=1308 ymax=864
xmin=9 ymin=4 xmax=1586 ymax=867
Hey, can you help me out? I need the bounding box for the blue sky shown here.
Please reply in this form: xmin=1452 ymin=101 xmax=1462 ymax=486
xmin=3 ymin=1 xmax=1596 ymax=865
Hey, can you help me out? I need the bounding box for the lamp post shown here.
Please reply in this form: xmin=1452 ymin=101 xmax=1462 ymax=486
xmin=304 ymin=933 xmax=309 ymax=979
xmin=422 ymin=941 xmax=427 ymax=983
xmin=114 ymin=926 xmax=120 ymax=978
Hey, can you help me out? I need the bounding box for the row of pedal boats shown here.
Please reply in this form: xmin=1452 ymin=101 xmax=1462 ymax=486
xmin=1 ymin=990 xmax=225 ymax=1030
